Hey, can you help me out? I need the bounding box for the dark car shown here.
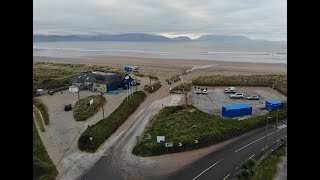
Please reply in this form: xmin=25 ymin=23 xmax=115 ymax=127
xmin=64 ymin=104 xmax=72 ymax=111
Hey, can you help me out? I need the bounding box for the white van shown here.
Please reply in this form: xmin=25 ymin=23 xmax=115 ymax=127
xmin=224 ymin=87 xmax=236 ymax=93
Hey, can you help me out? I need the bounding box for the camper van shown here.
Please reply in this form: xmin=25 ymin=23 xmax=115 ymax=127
xmin=224 ymin=87 xmax=236 ymax=93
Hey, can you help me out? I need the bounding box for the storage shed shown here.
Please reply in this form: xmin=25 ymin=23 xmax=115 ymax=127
xmin=222 ymin=104 xmax=252 ymax=118
xmin=265 ymin=100 xmax=283 ymax=111
xmin=69 ymin=86 xmax=79 ymax=93
xmin=124 ymin=66 xmax=132 ymax=72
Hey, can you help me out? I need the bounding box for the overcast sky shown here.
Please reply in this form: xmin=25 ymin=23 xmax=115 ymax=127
xmin=33 ymin=0 xmax=287 ymax=41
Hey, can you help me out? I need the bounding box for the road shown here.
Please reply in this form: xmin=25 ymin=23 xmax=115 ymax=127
xmin=161 ymin=120 xmax=287 ymax=180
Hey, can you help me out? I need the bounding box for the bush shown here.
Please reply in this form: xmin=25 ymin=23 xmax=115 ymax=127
xmin=133 ymin=72 xmax=145 ymax=77
xmin=73 ymin=95 xmax=106 ymax=121
xmin=147 ymin=75 xmax=159 ymax=80
xmin=165 ymin=75 xmax=181 ymax=82
xmin=143 ymin=81 xmax=162 ymax=93
xmin=33 ymin=98 xmax=50 ymax=125
xmin=132 ymin=105 xmax=287 ymax=156
xmin=238 ymin=169 xmax=250 ymax=180
xmin=78 ymin=91 xmax=147 ymax=152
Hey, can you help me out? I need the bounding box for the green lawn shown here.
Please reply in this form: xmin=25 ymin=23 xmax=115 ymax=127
xmin=33 ymin=98 xmax=50 ymax=125
xmin=73 ymin=95 xmax=107 ymax=121
xmin=33 ymin=120 xmax=58 ymax=180
xmin=251 ymin=145 xmax=286 ymax=180
xmin=33 ymin=107 xmax=45 ymax=132
xmin=133 ymin=105 xmax=287 ymax=156
xmin=78 ymin=91 xmax=147 ymax=152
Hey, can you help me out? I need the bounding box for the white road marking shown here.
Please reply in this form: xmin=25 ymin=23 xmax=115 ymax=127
xmin=235 ymin=132 xmax=275 ymax=152
xmin=192 ymin=159 xmax=223 ymax=180
xmin=248 ymin=154 xmax=255 ymax=159
xmin=223 ymin=173 xmax=231 ymax=180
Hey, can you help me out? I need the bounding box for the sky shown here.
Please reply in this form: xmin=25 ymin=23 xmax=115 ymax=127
xmin=33 ymin=0 xmax=287 ymax=41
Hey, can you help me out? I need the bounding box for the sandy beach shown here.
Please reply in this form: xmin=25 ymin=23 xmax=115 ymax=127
xmin=33 ymin=55 xmax=287 ymax=81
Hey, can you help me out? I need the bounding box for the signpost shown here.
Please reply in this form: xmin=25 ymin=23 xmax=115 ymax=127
xmin=194 ymin=139 xmax=199 ymax=144
xmin=157 ymin=136 xmax=165 ymax=143
xmin=89 ymin=99 xmax=93 ymax=105
xmin=165 ymin=142 xmax=174 ymax=148
xmin=178 ymin=143 xmax=183 ymax=147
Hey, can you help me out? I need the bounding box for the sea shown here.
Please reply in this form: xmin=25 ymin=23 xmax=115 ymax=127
xmin=33 ymin=41 xmax=287 ymax=64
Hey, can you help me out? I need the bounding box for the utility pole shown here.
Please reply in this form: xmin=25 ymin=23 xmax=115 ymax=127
xmin=77 ymin=86 xmax=80 ymax=101
xmin=274 ymin=107 xmax=279 ymax=145
xmin=264 ymin=111 xmax=269 ymax=151
xmin=135 ymin=76 xmax=137 ymax=92
xmin=101 ymin=92 xmax=105 ymax=119
xmin=149 ymin=74 xmax=151 ymax=85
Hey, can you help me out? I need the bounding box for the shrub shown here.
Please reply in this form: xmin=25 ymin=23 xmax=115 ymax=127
xmin=172 ymin=83 xmax=192 ymax=92
xmin=33 ymin=98 xmax=50 ymax=125
xmin=78 ymin=91 xmax=147 ymax=152
xmin=143 ymin=81 xmax=162 ymax=93
xmin=73 ymin=95 xmax=107 ymax=121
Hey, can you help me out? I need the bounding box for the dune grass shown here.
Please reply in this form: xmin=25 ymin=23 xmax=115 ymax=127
xmin=133 ymin=105 xmax=287 ymax=156
xmin=165 ymin=75 xmax=181 ymax=82
xmin=172 ymin=83 xmax=192 ymax=92
xmin=33 ymin=98 xmax=50 ymax=125
xmin=73 ymin=95 xmax=107 ymax=121
xmin=192 ymin=75 xmax=287 ymax=96
xmin=33 ymin=120 xmax=58 ymax=180
xmin=33 ymin=61 xmax=124 ymax=91
xmin=78 ymin=91 xmax=147 ymax=152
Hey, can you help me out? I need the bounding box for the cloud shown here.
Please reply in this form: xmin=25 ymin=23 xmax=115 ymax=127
xmin=33 ymin=0 xmax=287 ymax=41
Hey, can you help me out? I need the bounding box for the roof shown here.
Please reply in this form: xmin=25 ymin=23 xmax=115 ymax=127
xmin=266 ymin=100 xmax=283 ymax=104
xmin=70 ymin=72 xmax=128 ymax=84
xmin=223 ymin=104 xmax=252 ymax=110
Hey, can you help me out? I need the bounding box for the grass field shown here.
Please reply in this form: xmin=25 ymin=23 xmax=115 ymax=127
xmin=73 ymin=95 xmax=107 ymax=121
xmin=33 ymin=62 xmax=124 ymax=91
xmin=251 ymin=145 xmax=286 ymax=180
xmin=33 ymin=120 xmax=58 ymax=180
xmin=192 ymin=75 xmax=287 ymax=96
xmin=133 ymin=105 xmax=287 ymax=156
xmin=33 ymin=98 xmax=50 ymax=125
xmin=78 ymin=91 xmax=147 ymax=152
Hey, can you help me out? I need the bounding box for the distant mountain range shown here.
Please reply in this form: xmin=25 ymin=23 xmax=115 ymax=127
xmin=33 ymin=33 xmax=275 ymax=42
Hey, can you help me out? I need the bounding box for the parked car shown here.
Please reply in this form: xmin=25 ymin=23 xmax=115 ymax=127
xmin=64 ymin=104 xmax=72 ymax=111
xmin=246 ymin=95 xmax=260 ymax=100
xmin=202 ymin=89 xmax=207 ymax=94
xmin=224 ymin=87 xmax=236 ymax=93
xmin=230 ymin=93 xmax=244 ymax=99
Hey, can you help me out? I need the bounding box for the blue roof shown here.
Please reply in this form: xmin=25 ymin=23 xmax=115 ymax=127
xmin=223 ymin=104 xmax=251 ymax=110
xmin=266 ymin=100 xmax=283 ymax=104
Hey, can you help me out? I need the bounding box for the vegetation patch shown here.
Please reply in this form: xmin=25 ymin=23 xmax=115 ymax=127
xmin=73 ymin=95 xmax=107 ymax=121
xmin=249 ymin=145 xmax=286 ymax=180
xmin=192 ymin=75 xmax=287 ymax=96
xmin=33 ymin=61 xmax=124 ymax=91
xmin=143 ymin=81 xmax=162 ymax=93
xmin=133 ymin=72 xmax=146 ymax=77
xmin=132 ymin=105 xmax=287 ymax=156
xmin=146 ymin=75 xmax=159 ymax=80
xmin=78 ymin=91 xmax=147 ymax=152
xmin=33 ymin=120 xmax=58 ymax=180
xmin=33 ymin=98 xmax=50 ymax=125
xmin=172 ymin=83 xmax=192 ymax=92
xmin=33 ymin=107 xmax=45 ymax=132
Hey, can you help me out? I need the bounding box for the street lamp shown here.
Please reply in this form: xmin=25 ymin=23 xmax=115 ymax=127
xmin=274 ymin=107 xmax=279 ymax=145
xmin=125 ymin=75 xmax=129 ymax=101
xmin=264 ymin=110 xmax=272 ymax=151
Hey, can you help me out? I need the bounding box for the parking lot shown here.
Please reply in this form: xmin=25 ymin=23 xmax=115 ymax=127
xmin=189 ymin=86 xmax=287 ymax=117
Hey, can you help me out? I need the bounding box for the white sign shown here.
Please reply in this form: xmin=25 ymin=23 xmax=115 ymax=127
xmin=157 ymin=136 xmax=165 ymax=143
xmin=165 ymin=142 xmax=174 ymax=147
xmin=90 ymin=99 xmax=94 ymax=105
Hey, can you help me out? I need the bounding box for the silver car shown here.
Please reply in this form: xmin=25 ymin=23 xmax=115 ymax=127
xmin=246 ymin=95 xmax=260 ymax=100
xmin=230 ymin=93 xmax=244 ymax=99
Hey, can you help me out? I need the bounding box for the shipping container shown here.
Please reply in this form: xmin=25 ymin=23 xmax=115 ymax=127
xmin=265 ymin=100 xmax=283 ymax=111
xmin=222 ymin=104 xmax=252 ymax=118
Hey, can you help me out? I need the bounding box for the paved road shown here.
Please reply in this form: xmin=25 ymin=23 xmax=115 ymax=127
xmin=160 ymin=120 xmax=287 ymax=180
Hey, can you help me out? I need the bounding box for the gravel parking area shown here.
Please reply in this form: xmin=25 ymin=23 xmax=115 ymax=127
xmin=189 ymin=87 xmax=287 ymax=117
xmin=36 ymin=76 xmax=150 ymax=174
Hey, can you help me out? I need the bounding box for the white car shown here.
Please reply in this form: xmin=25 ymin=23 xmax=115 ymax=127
xmin=224 ymin=87 xmax=236 ymax=93
xmin=202 ymin=89 xmax=207 ymax=94
xmin=246 ymin=95 xmax=260 ymax=100
xmin=230 ymin=93 xmax=244 ymax=99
